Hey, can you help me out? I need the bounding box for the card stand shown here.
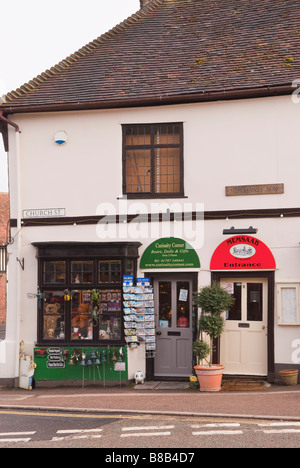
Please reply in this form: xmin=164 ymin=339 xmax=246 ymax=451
xmin=123 ymin=277 xmax=156 ymax=357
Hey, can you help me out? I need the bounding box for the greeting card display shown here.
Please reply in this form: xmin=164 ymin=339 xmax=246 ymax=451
xmin=123 ymin=277 xmax=155 ymax=356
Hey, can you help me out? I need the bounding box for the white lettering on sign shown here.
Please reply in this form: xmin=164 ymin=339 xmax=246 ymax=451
xmin=23 ymin=208 xmax=66 ymax=218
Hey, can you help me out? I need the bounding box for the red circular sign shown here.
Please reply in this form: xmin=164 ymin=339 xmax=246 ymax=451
xmin=210 ymin=235 xmax=276 ymax=270
xmin=177 ymin=316 xmax=189 ymax=328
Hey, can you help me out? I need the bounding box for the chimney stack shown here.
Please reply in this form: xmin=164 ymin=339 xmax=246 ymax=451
xmin=140 ymin=0 xmax=152 ymax=8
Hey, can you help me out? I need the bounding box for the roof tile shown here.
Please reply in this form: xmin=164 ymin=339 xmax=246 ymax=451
xmin=2 ymin=0 xmax=300 ymax=109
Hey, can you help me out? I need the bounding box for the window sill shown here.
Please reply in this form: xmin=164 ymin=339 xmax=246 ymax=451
xmin=118 ymin=194 xmax=188 ymax=200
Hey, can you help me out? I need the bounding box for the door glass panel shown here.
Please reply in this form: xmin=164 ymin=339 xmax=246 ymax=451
xmin=177 ymin=281 xmax=190 ymax=328
xmin=158 ymin=281 xmax=172 ymax=328
xmin=226 ymin=282 xmax=242 ymax=320
xmin=247 ymin=283 xmax=263 ymax=321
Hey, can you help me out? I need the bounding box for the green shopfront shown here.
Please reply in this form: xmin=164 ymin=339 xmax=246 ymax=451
xmin=33 ymin=242 xmax=140 ymax=385
xmin=32 ymin=238 xmax=200 ymax=385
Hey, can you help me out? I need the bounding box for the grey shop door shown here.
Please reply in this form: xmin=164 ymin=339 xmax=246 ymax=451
xmin=154 ymin=276 xmax=193 ymax=377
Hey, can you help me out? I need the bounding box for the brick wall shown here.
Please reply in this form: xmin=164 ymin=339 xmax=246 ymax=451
xmin=0 ymin=193 xmax=9 ymax=325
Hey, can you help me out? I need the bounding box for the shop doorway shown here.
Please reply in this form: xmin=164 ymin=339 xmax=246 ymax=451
xmin=153 ymin=275 xmax=194 ymax=377
xmin=220 ymin=277 xmax=268 ymax=376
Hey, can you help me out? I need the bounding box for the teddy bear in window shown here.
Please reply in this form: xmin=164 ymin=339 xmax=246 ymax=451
xmin=43 ymin=302 xmax=61 ymax=339
xmin=71 ymin=303 xmax=90 ymax=339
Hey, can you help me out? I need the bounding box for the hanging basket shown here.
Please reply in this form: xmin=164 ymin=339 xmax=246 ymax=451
xmin=279 ymin=369 xmax=299 ymax=386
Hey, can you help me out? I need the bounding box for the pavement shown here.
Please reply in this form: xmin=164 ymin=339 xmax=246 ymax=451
xmin=0 ymin=381 xmax=299 ymax=421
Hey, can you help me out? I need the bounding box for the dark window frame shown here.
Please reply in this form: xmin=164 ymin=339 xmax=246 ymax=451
xmin=122 ymin=123 xmax=184 ymax=199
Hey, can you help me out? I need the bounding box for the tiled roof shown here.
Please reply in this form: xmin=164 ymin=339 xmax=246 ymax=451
xmin=2 ymin=0 xmax=300 ymax=111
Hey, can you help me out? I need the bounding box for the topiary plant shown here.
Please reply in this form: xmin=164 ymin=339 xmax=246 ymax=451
xmin=193 ymin=282 xmax=235 ymax=366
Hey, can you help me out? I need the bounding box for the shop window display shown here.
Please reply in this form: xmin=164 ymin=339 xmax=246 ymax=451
xmin=39 ymin=258 xmax=127 ymax=345
xmin=43 ymin=261 xmax=66 ymax=284
xmin=99 ymin=260 xmax=121 ymax=283
xmin=34 ymin=242 xmax=140 ymax=346
xmin=71 ymin=261 xmax=93 ymax=284
xmin=43 ymin=291 xmax=65 ymax=340
xmin=98 ymin=290 xmax=122 ymax=341
xmin=71 ymin=291 xmax=93 ymax=340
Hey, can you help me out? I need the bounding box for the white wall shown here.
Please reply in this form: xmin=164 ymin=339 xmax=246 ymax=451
xmin=3 ymin=94 xmax=300 ymax=380
xmin=8 ymin=94 xmax=300 ymax=220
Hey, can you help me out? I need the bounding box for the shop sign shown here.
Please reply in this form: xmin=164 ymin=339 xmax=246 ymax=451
xmin=46 ymin=347 xmax=65 ymax=369
xmin=225 ymin=183 xmax=284 ymax=196
xmin=140 ymin=237 xmax=200 ymax=269
xmin=22 ymin=208 xmax=66 ymax=218
xmin=210 ymin=235 xmax=276 ymax=270
xmin=114 ymin=362 xmax=126 ymax=371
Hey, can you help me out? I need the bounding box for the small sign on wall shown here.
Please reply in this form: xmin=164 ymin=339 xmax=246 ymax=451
xmin=23 ymin=208 xmax=66 ymax=218
xmin=225 ymin=282 xmax=234 ymax=294
xmin=226 ymin=184 xmax=284 ymax=197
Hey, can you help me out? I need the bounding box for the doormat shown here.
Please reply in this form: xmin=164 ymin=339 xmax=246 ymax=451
xmin=221 ymin=380 xmax=270 ymax=392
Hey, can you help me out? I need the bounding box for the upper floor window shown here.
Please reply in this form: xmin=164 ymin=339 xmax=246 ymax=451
xmin=122 ymin=123 xmax=184 ymax=198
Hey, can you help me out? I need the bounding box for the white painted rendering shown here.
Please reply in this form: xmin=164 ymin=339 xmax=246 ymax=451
xmin=8 ymin=95 xmax=300 ymax=218
xmin=1 ymin=94 xmax=300 ymax=383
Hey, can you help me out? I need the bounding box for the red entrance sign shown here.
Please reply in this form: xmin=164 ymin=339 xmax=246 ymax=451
xmin=210 ymin=235 xmax=276 ymax=270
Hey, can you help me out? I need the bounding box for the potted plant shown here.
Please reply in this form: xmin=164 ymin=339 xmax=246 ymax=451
xmin=279 ymin=369 xmax=299 ymax=386
xmin=193 ymin=282 xmax=235 ymax=392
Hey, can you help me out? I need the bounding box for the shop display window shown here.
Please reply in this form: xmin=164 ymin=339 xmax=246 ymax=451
xmin=43 ymin=261 xmax=66 ymax=284
xmin=99 ymin=260 xmax=121 ymax=284
xmin=98 ymin=290 xmax=122 ymax=341
xmin=43 ymin=291 xmax=65 ymax=340
xmin=37 ymin=250 xmax=138 ymax=345
xmin=34 ymin=242 xmax=140 ymax=345
xmin=71 ymin=290 xmax=93 ymax=340
xmin=71 ymin=261 xmax=93 ymax=284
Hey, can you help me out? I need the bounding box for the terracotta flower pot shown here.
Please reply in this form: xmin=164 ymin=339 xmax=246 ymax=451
xmin=279 ymin=369 xmax=299 ymax=386
xmin=194 ymin=364 xmax=225 ymax=392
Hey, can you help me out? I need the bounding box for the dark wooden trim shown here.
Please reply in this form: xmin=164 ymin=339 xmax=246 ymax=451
xmin=12 ymin=206 xmax=300 ymax=229
xmin=211 ymin=271 xmax=275 ymax=382
xmin=32 ymin=241 xmax=142 ymax=259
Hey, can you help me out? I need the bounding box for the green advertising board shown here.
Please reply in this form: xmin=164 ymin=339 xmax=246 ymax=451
xmin=140 ymin=237 xmax=200 ymax=269
xmin=34 ymin=346 xmax=128 ymax=382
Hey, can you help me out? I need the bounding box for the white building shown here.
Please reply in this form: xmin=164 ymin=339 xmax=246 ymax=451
xmin=0 ymin=0 xmax=300 ymax=387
